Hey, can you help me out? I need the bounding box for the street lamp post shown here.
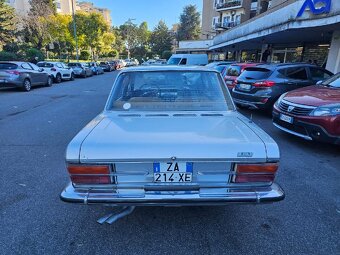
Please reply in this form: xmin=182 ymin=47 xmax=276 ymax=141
xmin=71 ymin=0 xmax=79 ymax=61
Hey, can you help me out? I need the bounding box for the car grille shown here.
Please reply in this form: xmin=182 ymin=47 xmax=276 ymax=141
xmin=274 ymin=119 xmax=308 ymax=136
xmin=278 ymin=101 xmax=315 ymax=116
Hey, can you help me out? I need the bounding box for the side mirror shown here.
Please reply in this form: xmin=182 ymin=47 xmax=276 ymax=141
xmin=316 ymin=80 xmax=323 ymax=85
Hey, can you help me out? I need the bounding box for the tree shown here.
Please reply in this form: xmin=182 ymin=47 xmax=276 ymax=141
xmin=120 ymin=19 xmax=139 ymax=58
xmin=0 ymin=0 xmax=16 ymax=50
xmin=150 ymin=21 xmax=173 ymax=57
xmin=177 ymin=5 xmax=201 ymax=41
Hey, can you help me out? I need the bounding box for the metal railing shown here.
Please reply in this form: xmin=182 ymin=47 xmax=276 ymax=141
xmin=215 ymin=0 xmax=242 ymax=10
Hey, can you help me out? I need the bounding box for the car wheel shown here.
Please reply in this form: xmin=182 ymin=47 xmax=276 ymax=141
xmin=83 ymin=72 xmax=87 ymax=78
xmin=22 ymin=79 xmax=31 ymax=92
xmin=70 ymin=73 xmax=75 ymax=81
xmin=46 ymin=76 xmax=53 ymax=87
xmin=55 ymin=73 xmax=62 ymax=83
xmin=96 ymin=70 xmax=99 ymax=75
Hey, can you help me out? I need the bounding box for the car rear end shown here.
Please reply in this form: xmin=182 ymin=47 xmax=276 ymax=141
xmin=0 ymin=62 xmax=25 ymax=88
xmin=232 ymin=66 xmax=284 ymax=110
xmin=69 ymin=63 xmax=84 ymax=77
xmin=37 ymin=62 xmax=57 ymax=79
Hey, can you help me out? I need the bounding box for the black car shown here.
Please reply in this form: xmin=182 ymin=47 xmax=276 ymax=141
xmin=99 ymin=62 xmax=113 ymax=72
xmin=231 ymin=63 xmax=333 ymax=111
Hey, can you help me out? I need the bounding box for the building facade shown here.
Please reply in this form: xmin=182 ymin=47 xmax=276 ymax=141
xmin=76 ymin=1 xmax=112 ymax=24
xmin=55 ymin=0 xmax=77 ymax=15
xmin=5 ymin=0 xmax=30 ymax=15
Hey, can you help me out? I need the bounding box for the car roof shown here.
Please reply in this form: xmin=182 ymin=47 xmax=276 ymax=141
xmin=120 ymin=66 xmax=220 ymax=73
xmin=255 ymin=63 xmax=317 ymax=69
xmin=0 ymin=61 xmax=28 ymax=65
xmin=230 ymin=62 xmax=260 ymax=67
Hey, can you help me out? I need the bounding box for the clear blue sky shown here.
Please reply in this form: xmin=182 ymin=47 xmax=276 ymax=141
xmin=81 ymin=0 xmax=203 ymax=29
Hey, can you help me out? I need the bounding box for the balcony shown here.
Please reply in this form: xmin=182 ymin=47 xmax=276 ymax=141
xmin=215 ymin=0 xmax=243 ymax=11
xmin=214 ymin=21 xmax=241 ymax=30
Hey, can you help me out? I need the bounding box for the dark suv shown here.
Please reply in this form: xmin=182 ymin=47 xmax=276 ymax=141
xmin=231 ymin=63 xmax=333 ymax=111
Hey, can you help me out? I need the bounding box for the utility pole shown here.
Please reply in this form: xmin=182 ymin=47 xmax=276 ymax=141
xmin=71 ymin=0 xmax=79 ymax=61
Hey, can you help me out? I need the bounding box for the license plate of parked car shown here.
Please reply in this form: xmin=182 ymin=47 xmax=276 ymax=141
xmin=239 ymin=83 xmax=252 ymax=90
xmin=280 ymin=114 xmax=294 ymax=124
xmin=153 ymin=162 xmax=193 ymax=183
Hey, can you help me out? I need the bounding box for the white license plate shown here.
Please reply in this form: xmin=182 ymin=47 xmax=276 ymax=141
xmin=280 ymin=114 xmax=293 ymax=124
xmin=239 ymin=83 xmax=251 ymax=90
xmin=226 ymin=80 xmax=233 ymax=85
xmin=153 ymin=162 xmax=193 ymax=183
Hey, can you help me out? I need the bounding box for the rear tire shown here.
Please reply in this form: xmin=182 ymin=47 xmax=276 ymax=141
xmin=46 ymin=76 xmax=53 ymax=87
xmin=55 ymin=73 xmax=62 ymax=83
xmin=22 ymin=79 xmax=31 ymax=92
xmin=70 ymin=73 xmax=75 ymax=81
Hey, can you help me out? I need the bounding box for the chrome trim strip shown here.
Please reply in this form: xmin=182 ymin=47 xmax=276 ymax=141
xmin=282 ymin=100 xmax=317 ymax=109
xmin=273 ymin=123 xmax=313 ymax=141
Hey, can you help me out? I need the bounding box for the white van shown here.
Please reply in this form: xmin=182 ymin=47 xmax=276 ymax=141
xmin=167 ymin=54 xmax=208 ymax=66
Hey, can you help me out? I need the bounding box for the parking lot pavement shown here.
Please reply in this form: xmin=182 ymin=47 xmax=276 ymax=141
xmin=0 ymin=72 xmax=339 ymax=255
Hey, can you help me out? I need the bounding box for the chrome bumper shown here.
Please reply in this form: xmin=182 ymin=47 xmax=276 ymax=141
xmin=60 ymin=183 xmax=285 ymax=206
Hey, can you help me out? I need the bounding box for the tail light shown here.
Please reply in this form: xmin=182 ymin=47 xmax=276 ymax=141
xmin=253 ymin=81 xmax=275 ymax=88
xmin=232 ymin=79 xmax=238 ymax=87
xmin=6 ymin=70 xmax=20 ymax=75
xmin=67 ymin=164 xmax=111 ymax=184
xmin=234 ymin=163 xmax=278 ymax=183
xmin=51 ymin=68 xmax=57 ymax=71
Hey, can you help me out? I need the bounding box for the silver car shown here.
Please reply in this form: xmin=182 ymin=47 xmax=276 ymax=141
xmin=68 ymin=62 xmax=93 ymax=78
xmin=0 ymin=61 xmax=53 ymax=91
xmin=61 ymin=66 xmax=284 ymax=208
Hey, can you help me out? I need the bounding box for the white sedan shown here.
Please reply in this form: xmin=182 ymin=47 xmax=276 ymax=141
xmin=37 ymin=61 xmax=74 ymax=83
xmin=61 ymin=66 xmax=284 ymax=213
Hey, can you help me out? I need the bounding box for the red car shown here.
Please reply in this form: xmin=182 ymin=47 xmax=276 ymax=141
xmin=272 ymin=73 xmax=340 ymax=144
xmin=223 ymin=63 xmax=260 ymax=91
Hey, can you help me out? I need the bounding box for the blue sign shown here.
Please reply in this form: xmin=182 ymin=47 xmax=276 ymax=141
xmin=297 ymin=0 xmax=331 ymax=17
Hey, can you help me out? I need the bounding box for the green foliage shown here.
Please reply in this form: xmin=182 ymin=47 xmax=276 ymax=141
xmin=0 ymin=0 xmax=16 ymax=49
xmin=162 ymin=50 xmax=172 ymax=60
xmin=80 ymin=50 xmax=90 ymax=60
xmin=0 ymin=51 xmax=18 ymax=61
xmin=151 ymin=21 xmax=174 ymax=56
xmin=24 ymin=48 xmax=45 ymax=62
xmin=177 ymin=5 xmax=201 ymax=41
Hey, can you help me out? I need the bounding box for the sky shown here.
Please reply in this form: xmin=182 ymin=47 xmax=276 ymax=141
xmin=83 ymin=0 xmax=203 ymax=29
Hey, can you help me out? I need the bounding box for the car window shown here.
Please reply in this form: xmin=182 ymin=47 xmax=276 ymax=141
xmin=56 ymin=63 xmax=63 ymax=68
xmin=37 ymin=62 xmax=54 ymax=68
xmin=320 ymin=73 xmax=340 ymax=88
xmin=167 ymin=58 xmax=181 ymax=65
xmin=284 ymin=67 xmax=308 ymax=80
xmin=0 ymin=63 xmax=18 ymax=69
xmin=21 ymin=63 xmax=33 ymax=70
xmin=309 ymin=67 xmax=332 ymax=81
xmin=29 ymin=63 xmax=40 ymax=71
xmin=227 ymin=66 xmax=241 ymax=76
xmin=179 ymin=58 xmax=187 ymax=65
xmin=238 ymin=67 xmax=271 ymax=80
xmin=109 ymin=71 xmax=233 ymax=112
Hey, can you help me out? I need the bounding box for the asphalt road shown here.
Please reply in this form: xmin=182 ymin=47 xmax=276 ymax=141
xmin=0 ymin=71 xmax=339 ymax=255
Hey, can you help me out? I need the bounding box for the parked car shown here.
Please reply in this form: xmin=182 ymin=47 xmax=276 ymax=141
xmin=109 ymin=60 xmax=120 ymax=70
xmin=232 ymin=63 xmax=333 ymax=111
xmin=99 ymin=61 xmax=114 ymax=72
xmin=68 ymin=63 xmax=93 ymax=78
xmin=141 ymin=59 xmax=156 ymax=66
xmin=37 ymin=61 xmax=74 ymax=83
xmin=273 ymin=72 xmax=340 ymax=144
xmin=0 ymin=61 xmax=53 ymax=92
xmin=87 ymin=62 xmax=104 ymax=75
xmin=60 ymin=66 xmax=284 ymax=212
xmin=206 ymin=61 xmax=235 ymax=69
xmin=167 ymin=54 xmax=208 ymax=66
xmin=124 ymin=59 xmax=139 ymax=67
xmin=224 ymin=63 xmax=260 ymax=91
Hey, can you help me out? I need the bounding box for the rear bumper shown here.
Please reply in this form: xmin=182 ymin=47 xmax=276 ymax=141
xmin=272 ymin=110 xmax=340 ymax=144
xmin=232 ymin=90 xmax=272 ymax=109
xmin=0 ymin=80 xmax=22 ymax=88
xmin=60 ymin=182 xmax=285 ymax=206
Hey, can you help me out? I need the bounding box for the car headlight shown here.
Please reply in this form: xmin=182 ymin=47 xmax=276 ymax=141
xmin=274 ymin=92 xmax=287 ymax=107
xmin=310 ymin=104 xmax=340 ymax=117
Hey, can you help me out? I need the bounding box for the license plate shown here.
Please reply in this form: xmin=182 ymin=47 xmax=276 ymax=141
xmin=280 ymin=114 xmax=293 ymax=124
xmin=225 ymin=80 xmax=233 ymax=85
xmin=153 ymin=162 xmax=193 ymax=183
xmin=239 ymin=83 xmax=251 ymax=90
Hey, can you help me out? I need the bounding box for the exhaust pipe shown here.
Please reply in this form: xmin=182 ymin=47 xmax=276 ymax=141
xmin=97 ymin=206 xmax=136 ymax=225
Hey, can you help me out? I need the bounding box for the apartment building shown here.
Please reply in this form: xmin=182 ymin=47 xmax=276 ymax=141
xmin=76 ymin=1 xmax=112 ymax=24
xmin=6 ymin=0 xmax=77 ymax=15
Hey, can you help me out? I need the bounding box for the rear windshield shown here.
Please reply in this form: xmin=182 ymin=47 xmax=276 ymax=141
xmin=238 ymin=67 xmax=271 ymax=80
xmin=167 ymin=58 xmax=181 ymax=65
xmin=321 ymin=73 xmax=340 ymax=88
xmin=100 ymin=62 xmax=107 ymax=65
xmin=108 ymin=71 xmax=233 ymax=112
xmin=37 ymin=62 xmax=54 ymax=68
xmin=0 ymin=63 xmax=18 ymax=70
xmin=227 ymin=66 xmax=241 ymax=76
xmin=215 ymin=65 xmax=226 ymax=73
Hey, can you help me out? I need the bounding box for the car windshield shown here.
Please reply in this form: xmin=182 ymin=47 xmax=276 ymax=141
xmin=239 ymin=67 xmax=272 ymax=80
xmin=0 ymin=63 xmax=18 ymax=69
xmin=227 ymin=66 xmax=242 ymax=76
xmin=37 ymin=62 xmax=54 ymax=68
xmin=321 ymin=73 xmax=340 ymax=88
xmin=108 ymin=71 xmax=233 ymax=112
xmin=68 ymin=63 xmax=80 ymax=67
xmin=167 ymin=58 xmax=181 ymax=65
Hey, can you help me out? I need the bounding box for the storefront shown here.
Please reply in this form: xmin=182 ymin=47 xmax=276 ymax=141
xmin=209 ymin=0 xmax=340 ymax=73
